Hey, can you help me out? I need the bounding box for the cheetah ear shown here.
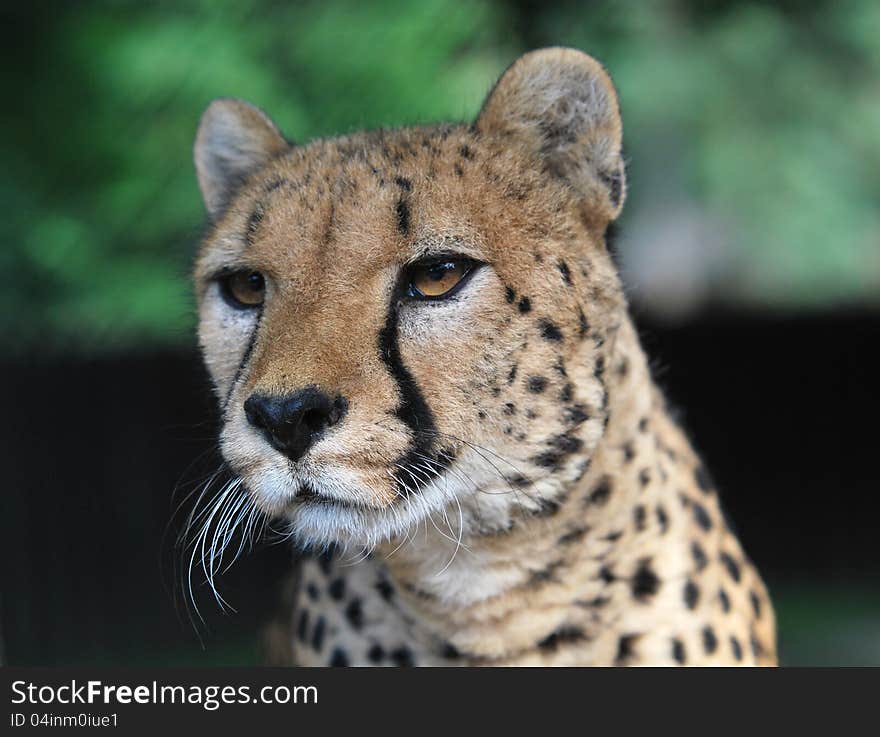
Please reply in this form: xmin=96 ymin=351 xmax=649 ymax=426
xmin=194 ymin=98 xmax=290 ymax=219
xmin=476 ymin=47 xmax=626 ymax=221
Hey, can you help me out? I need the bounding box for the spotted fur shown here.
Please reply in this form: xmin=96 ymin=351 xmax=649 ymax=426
xmin=193 ymin=48 xmax=776 ymax=666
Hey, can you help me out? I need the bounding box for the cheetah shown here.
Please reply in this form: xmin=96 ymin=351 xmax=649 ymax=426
xmin=192 ymin=47 xmax=776 ymax=666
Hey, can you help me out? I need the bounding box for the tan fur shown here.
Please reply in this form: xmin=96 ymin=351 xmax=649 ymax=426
xmin=193 ymin=48 xmax=776 ymax=666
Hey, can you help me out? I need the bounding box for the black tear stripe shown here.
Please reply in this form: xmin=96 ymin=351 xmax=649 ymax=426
xmin=222 ymin=306 xmax=264 ymax=416
xmin=378 ymin=288 xmax=455 ymax=496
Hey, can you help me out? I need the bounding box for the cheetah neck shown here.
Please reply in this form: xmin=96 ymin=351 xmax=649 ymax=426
xmin=370 ymin=317 xmax=700 ymax=663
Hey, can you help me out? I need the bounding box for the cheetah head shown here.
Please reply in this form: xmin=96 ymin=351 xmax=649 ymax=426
xmin=193 ymin=48 xmax=627 ymax=550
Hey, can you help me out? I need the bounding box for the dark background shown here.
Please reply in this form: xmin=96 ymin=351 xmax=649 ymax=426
xmin=2 ymin=1 xmax=878 ymax=665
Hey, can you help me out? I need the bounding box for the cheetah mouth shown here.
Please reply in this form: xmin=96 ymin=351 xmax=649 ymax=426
xmin=285 ymin=482 xmax=364 ymax=512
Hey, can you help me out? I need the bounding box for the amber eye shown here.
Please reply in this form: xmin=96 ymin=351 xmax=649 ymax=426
xmin=219 ymin=270 xmax=265 ymax=309
xmin=406 ymin=258 xmax=476 ymax=300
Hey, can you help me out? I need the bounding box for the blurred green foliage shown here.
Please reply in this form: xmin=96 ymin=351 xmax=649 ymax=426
xmin=1 ymin=0 xmax=878 ymax=353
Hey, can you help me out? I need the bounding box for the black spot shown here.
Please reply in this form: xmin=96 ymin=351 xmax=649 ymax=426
xmin=459 ymin=144 xmax=474 ymax=160
xmin=692 ymin=502 xmax=713 ymax=531
xmin=538 ymin=319 xmax=563 ymax=342
xmin=517 ymin=296 xmax=532 ymax=313
xmin=376 ymin=578 xmax=394 ymax=601
xmin=317 ymin=545 xmax=337 ymax=575
xmin=615 ymin=634 xmax=639 ymax=665
xmin=527 ymin=376 xmax=548 ymax=393
xmin=671 ymin=638 xmax=686 ymax=665
xmin=558 ymin=383 xmax=574 ymax=402
xmin=507 ymin=364 xmax=518 ymax=384
xmin=245 ymin=205 xmax=263 ymax=246
xmin=329 ymin=648 xmax=349 ymax=667
xmin=683 ymin=580 xmax=700 ymax=610
xmin=576 ymin=309 xmax=589 ymax=338
xmin=563 ymin=404 xmax=590 ymax=427
xmin=622 ymin=443 xmax=635 ymax=463
xmin=265 ymin=177 xmax=290 ymax=192
xmin=532 ymin=433 xmax=582 ymax=470
xmin=750 ymin=590 xmax=762 ymax=619
xmin=505 ymin=286 xmax=516 ymax=304
xmin=633 ymin=505 xmax=647 ymax=531
xmin=557 ymin=260 xmax=573 ymax=285
xmin=296 ymin=609 xmax=309 ymax=642
xmin=530 ymin=558 xmax=564 ymax=582
xmin=558 ymin=526 xmax=588 ymax=545
xmin=328 ymin=578 xmax=345 ymax=601
xmin=589 ymin=476 xmax=613 ymax=505
xmin=442 ymin=643 xmax=461 ymax=660
xmin=538 ymin=626 xmax=586 ymax=652
xmin=702 ymin=626 xmax=718 ymax=654
xmin=719 ymin=588 xmax=731 ymax=613
xmin=367 ymin=644 xmax=385 ymax=663
xmin=404 ymin=584 xmax=435 ymax=600
xmin=720 ymin=552 xmax=741 ymax=582
xmin=751 ymin=635 xmax=764 ymax=658
xmin=638 ymin=417 xmax=649 ymax=433
xmin=502 ymin=402 xmax=516 ymax=416
xmin=581 ymin=595 xmax=610 ymax=608
xmin=631 ymin=558 xmax=660 ymax=600
xmin=345 ymin=599 xmax=364 ymax=630
xmin=695 ymin=464 xmax=714 ymax=493
xmin=730 ymin=636 xmax=743 ymax=661
xmin=533 ymin=496 xmax=562 ymax=517
xmin=306 ymin=582 xmax=320 ymax=601
xmin=311 ymin=616 xmax=326 ymax=652
xmin=599 ymin=566 xmax=616 ymax=584
xmin=508 ymin=473 xmax=531 ymax=488
xmin=638 ymin=468 xmax=651 ymax=487
xmin=390 ymin=646 xmax=415 ymax=667
xmin=593 ymin=355 xmax=605 ymax=380
xmin=692 ymin=541 xmax=708 ymax=571
xmin=454 ymin=163 xmax=464 ymax=177
xmin=395 ymin=198 xmax=410 ymax=235
xmin=393 ymin=175 xmax=412 ymax=191
xmin=598 ymin=165 xmax=623 ymax=208
xmin=554 ymin=432 xmax=582 ymax=453
xmin=656 ymin=505 xmax=669 ymax=534
xmin=603 ymin=530 xmax=623 ymax=542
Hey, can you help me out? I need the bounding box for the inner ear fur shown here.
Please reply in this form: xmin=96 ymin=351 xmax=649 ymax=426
xmin=194 ymin=98 xmax=290 ymax=219
xmin=476 ymin=47 xmax=626 ymax=221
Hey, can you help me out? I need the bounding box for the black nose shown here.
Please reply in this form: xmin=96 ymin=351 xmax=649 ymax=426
xmin=244 ymin=387 xmax=348 ymax=462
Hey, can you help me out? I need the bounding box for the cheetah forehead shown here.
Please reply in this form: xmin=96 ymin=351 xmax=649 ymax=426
xmin=194 ymin=48 xmax=627 ymax=278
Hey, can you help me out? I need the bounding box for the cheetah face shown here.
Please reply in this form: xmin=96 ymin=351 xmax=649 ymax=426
xmin=194 ymin=49 xmax=627 ymax=549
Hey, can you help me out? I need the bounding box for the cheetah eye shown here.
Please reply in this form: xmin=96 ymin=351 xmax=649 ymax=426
xmin=405 ymin=257 xmax=478 ymax=300
xmin=218 ymin=270 xmax=265 ymax=309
